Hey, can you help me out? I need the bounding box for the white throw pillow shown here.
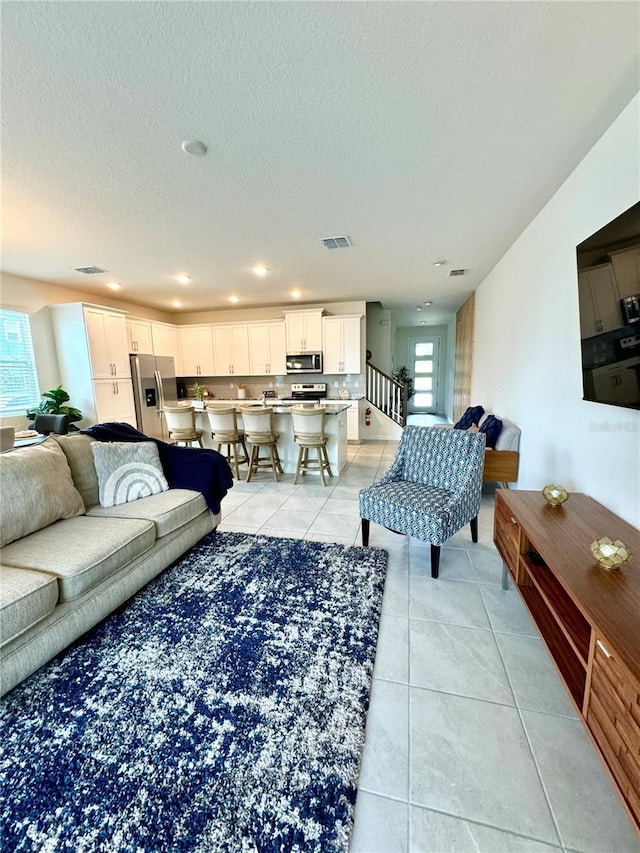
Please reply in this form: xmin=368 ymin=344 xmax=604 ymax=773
xmin=91 ymin=442 xmax=169 ymax=508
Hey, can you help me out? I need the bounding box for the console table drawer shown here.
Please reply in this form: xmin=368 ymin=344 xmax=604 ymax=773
xmin=494 ymin=495 xmax=520 ymax=571
xmin=590 ymin=661 xmax=640 ymax=761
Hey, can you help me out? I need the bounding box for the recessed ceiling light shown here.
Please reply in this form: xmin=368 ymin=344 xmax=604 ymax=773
xmin=423 ymin=301 xmax=433 ymax=306
xmin=176 ymin=275 xmax=191 ymax=284
xmin=181 ymin=140 xmax=207 ymax=157
xmin=419 ymin=320 xmax=427 ymax=325
xmin=107 ymin=282 xmax=122 ymax=290
xmin=432 ymin=260 xmax=446 ymax=267
xmin=290 ymin=290 xmax=301 ymax=299
xmin=229 ymin=295 xmax=239 ymax=303
xmin=172 ymin=300 xmax=183 ymax=308
xmin=254 ymin=265 xmax=269 ymax=277
xmin=416 ymin=305 xmax=422 ymax=311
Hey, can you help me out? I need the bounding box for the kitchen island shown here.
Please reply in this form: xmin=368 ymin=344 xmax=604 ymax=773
xmin=192 ymin=402 xmax=350 ymax=477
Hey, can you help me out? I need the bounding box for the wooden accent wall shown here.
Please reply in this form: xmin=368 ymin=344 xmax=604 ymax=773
xmin=453 ymin=293 xmax=474 ymax=423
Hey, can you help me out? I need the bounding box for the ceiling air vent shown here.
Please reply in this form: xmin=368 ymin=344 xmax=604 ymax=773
xmin=321 ymin=236 xmax=352 ymax=250
xmin=75 ymin=266 xmax=108 ymax=275
xmin=448 ymin=268 xmax=468 ymax=277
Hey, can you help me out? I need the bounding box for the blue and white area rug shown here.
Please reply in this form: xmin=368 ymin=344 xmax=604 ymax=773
xmin=0 ymin=532 xmax=387 ymax=853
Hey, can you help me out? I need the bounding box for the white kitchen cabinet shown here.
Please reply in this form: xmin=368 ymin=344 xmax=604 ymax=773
xmin=178 ymin=326 xmax=215 ymax=376
xmin=49 ymin=302 xmax=133 ymax=428
xmin=248 ymin=322 xmax=286 ymax=375
xmin=212 ymin=324 xmax=251 ymax=376
xmin=347 ymin=399 xmax=363 ymax=442
xmin=578 ymin=264 xmax=621 ymax=337
xmin=93 ymin=379 xmax=136 ymax=425
xmin=322 ymin=315 xmax=361 ymax=373
xmin=284 ymin=310 xmax=324 ymax=352
xmin=84 ymin=306 xmax=131 ymax=378
xmin=151 ymin=322 xmax=179 ymax=361
xmin=609 ymin=245 xmax=640 ymax=299
xmin=126 ymin=318 xmax=153 ymax=354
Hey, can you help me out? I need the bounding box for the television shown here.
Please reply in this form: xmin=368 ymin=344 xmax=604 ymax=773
xmin=576 ymin=201 xmax=640 ymax=410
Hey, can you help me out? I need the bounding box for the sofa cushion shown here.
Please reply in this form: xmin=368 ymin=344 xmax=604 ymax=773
xmin=87 ymin=489 xmax=207 ymax=538
xmin=91 ymin=442 xmax=169 ymax=508
xmin=53 ymin=434 xmax=100 ymax=509
xmin=0 ymin=516 xmax=155 ymax=602
xmin=0 ymin=566 xmax=59 ymax=645
xmin=0 ymin=438 xmax=85 ymax=548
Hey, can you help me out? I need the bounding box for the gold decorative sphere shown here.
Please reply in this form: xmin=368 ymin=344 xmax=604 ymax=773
xmin=542 ymin=484 xmax=569 ymax=506
xmin=591 ymin=537 xmax=631 ymax=570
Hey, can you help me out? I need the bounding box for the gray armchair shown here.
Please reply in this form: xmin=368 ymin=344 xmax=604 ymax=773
xmin=359 ymin=425 xmax=486 ymax=578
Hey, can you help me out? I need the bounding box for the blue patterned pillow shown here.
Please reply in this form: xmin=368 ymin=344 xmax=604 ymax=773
xmin=479 ymin=414 xmax=503 ymax=449
xmin=454 ymin=405 xmax=485 ymax=430
xmin=91 ymin=441 xmax=169 ymax=507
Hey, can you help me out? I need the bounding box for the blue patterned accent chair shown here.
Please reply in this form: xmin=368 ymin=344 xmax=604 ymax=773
xmin=359 ymin=426 xmax=486 ymax=578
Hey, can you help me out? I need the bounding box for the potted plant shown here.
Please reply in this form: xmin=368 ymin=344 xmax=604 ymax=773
xmin=26 ymin=385 xmax=83 ymax=431
xmin=392 ymin=366 xmax=415 ymax=399
xmin=190 ymin=382 xmax=207 ymax=402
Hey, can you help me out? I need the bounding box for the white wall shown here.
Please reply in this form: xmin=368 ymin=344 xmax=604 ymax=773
xmin=473 ymin=94 xmax=639 ymax=526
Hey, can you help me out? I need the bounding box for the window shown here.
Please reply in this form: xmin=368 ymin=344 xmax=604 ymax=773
xmin=0 ymin=309 xmax=40 ymax=417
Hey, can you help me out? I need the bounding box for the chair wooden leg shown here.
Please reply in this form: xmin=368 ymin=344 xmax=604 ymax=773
xmin=318 ymin=447 xmax=326 ymax=485
xmin=431 ymin=544 xmax=441 ymax=579
xmin=361 ymin=518 xmax=370 ymax=546
xmin=322 ymin=444 xmax=333 ymax=478
xmin=230 ymin=442 xmax=240 ymax=479
xmin=246 ymin=445 xmax=257 ymax=482
xmin=294 ymin=445 xmax=304 ymax=484
xmin=268 ymin=444 xmax=279 ymax=482
xmin=470 ymin=515 xmax=478 ymax=543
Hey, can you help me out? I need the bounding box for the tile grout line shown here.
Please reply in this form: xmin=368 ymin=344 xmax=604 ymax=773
xmin=478 ymin=554 xmax=567 ymax=851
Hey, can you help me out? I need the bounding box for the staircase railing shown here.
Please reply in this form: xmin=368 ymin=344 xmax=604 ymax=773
xmin=366 ymin=362 xmax=408 ymax=428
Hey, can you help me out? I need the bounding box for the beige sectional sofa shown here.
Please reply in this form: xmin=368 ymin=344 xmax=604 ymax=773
xmin=0 ymin=435 xmax=219 ymax=696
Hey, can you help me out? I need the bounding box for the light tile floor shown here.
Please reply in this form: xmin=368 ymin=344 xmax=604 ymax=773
xmin=217 ymin=440 xmax=640 ymax=853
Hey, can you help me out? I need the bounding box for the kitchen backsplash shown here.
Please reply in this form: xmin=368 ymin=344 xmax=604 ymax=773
xmin=179 ymin=373 xmax=365 ymax=400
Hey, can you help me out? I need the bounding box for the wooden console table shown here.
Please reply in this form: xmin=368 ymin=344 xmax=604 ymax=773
xmin=494 ymin=490 xmax=640 ymax=831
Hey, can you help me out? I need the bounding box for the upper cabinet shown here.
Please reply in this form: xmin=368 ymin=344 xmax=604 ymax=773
xmin=212 ymin=324 xmax=251 ymax=376
xmin=248 ymin=322 xmax=286 ymax=376
xmin=322 ymin=315 xmax=362 ymax=374
xmin=609 ymin=246 xmax=640 ymax=299
xmin=178 ymin=326 xmax=215 ymax=376
xmin=284 ymin=310 xmax=324 ymax=352
xmin=83 ymin=306 xmax=131 ymax=377
xmin=126 ymin=318 xmax=153 ymax=354
xmin=151 ymin=322 xmax=179 ymax=360
xmin=578 ymin=264 xmax=621 ymax=338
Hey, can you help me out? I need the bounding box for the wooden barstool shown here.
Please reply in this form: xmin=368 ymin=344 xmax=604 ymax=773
xmin=291 ymin=405 xmax=333 ymax=486
xmin=163 ymin=405 xmax=204 ymax=447
xmin=240 ymin=407 xmax=283 ymax=482
xmin=206 ymin=404 xmax=248 ymax=478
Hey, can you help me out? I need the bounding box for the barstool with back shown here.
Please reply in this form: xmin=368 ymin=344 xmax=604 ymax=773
xmin=290 ymin=405 xmax=333 ymax=486
xmin=205 ymin=404 xmax=248 ymax=478
xmin=240 ymin=407 xmax=283 ymax=482
xmin=162 ymin=405 xmax=204 ymax=447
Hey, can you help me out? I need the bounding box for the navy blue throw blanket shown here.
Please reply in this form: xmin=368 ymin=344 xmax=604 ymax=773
xmin=82 ymin=422 xmax=233 ymax=514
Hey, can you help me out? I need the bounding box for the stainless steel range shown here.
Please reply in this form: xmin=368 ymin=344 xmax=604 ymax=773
xmin=282 ymin=382 xmax=327 ymax=402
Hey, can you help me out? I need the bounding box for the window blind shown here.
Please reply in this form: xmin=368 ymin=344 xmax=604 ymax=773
xmin=0 ymin=309 xmax=40 ymax=417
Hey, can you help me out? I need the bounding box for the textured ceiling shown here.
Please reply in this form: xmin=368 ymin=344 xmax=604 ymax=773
xmin=2 ymin=1 xmax=638 ymax=327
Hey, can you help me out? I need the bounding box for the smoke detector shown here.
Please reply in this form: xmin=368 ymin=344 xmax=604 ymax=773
xmin=321 ymin=236 xmax=352 ymax=250
xmin=448 ymin=268 xmax=468 ymax=277
xmin=75 ymin=266 xmax=107 ymax=275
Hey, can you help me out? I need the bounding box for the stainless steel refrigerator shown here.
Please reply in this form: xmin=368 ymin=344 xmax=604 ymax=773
xmin=130 ymin=354 xmax=179 ymax=441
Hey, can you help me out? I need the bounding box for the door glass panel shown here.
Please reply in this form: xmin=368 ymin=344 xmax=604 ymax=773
xmin=414 ymin=393 xmax=433 ymax=407
xmin=414 ymin=359 xmax=433 ymax=373
xmin=415 ymin=343 xmax=434 ymax=356
xmin=415 ymin=377 xmax=433 ymax=391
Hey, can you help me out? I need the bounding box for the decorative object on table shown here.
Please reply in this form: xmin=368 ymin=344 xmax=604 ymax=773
xmin=0 ymin=531 xmax=387 ymax=852
xmin=591 ymin=536 xmax=631 ymax=570
xmin=26 ymin=385 xmax=83 ymax=432
xmin=190 ymin=382 xmax=207 ymax=402
xmin=236 ymin=383 xmax=246 ymax=400
xmin=542 ymin=484 xmax=569 ymax=506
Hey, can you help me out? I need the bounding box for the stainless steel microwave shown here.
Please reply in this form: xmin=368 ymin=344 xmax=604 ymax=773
xmin=285 ymin=352 xmax=323 ymax=374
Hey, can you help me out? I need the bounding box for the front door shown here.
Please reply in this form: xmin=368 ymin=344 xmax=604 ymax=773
xmin=408 ymin=336 xmax=440 ymax=413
